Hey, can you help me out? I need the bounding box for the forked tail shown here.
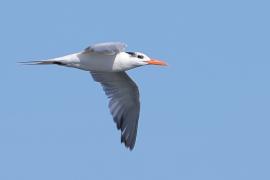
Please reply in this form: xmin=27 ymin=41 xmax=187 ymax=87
xmin=18 ymin=60 xmax=66 ymax=65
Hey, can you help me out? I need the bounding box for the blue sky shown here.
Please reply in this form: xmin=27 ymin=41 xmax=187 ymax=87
xmin=1 ymin=0 xmax=270 ymax=179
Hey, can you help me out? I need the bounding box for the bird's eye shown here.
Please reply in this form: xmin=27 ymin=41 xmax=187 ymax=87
xmin=137 ymin=55 xmax=144 ymax=59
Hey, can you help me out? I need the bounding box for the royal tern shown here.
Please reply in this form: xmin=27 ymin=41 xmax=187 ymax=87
xmin=22 ymin=42 xmax=167 ymax=150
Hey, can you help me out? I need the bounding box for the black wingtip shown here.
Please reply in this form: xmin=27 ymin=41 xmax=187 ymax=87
xmin=120 ymin=134 xmax=135 ymax=151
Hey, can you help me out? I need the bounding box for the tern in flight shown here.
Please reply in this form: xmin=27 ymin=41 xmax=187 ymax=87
xmin=22 ymin=42 xmax=167 ymax=150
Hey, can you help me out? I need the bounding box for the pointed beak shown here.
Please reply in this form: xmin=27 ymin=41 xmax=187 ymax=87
xmin=146 ymin=59 xmax=167 ymax=66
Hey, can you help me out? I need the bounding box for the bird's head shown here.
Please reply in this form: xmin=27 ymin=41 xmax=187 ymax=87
xmin=115 ymin=52 xmax=167 ymax=71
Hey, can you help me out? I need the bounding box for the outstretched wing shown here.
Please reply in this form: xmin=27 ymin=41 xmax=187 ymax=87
xmin=90 ymin=71 xmax=140 ymax=150
xmin=84 ymin=42 xmax=127 ymax=55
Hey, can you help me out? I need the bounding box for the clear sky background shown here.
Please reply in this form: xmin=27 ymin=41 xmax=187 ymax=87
xmin=0 ymin=0 xmax=270 ymax=179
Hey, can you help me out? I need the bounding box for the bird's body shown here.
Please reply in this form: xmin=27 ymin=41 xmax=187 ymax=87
xmin=22 ymin=42 xmax=166 ymax=150
xmin=53 ymin=52 xmax=139 ymax=72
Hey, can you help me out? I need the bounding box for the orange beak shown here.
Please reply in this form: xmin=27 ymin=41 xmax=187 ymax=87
xmin=147 ymin=59 xmax=167 ymax=66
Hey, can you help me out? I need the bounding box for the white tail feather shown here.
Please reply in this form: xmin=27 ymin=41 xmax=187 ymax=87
xmin=18 ymin=60 xmax=65 ymax=65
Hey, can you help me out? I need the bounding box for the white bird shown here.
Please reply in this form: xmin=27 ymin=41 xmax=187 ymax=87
xmin=22 ymin=42 xmax=167 ymax=150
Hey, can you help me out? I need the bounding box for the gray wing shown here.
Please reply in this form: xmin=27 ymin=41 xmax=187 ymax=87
xmin=90 ymin=71 xmax=140 ymax=150
xmin=84 ymin=42 xmax=127 ymax=55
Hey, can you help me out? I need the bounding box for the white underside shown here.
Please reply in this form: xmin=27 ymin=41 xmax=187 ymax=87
xmin=54 ymin=52 xmax=134 ymax=72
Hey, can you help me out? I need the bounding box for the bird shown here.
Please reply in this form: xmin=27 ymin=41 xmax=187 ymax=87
xmin=21 ymin=42 xmax=167 ymax=150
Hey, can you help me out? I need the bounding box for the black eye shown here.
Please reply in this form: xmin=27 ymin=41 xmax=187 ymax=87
xmin=137 ymin=55 xmax=144 ymax=59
